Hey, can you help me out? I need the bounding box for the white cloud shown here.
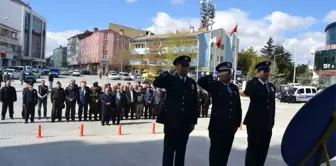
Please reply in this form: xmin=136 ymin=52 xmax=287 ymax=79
xmin=323 ymin=10 xmax=336 ymax=23
xmin=126 ymin=0 xmax=137 ymax=3
xmin=46 ymin=30 xmax=82 ymax=57
xmin=171 ymin=0 xmax=184 ymax=4
xmin=146 ymin=9 xmax=327 ymax=63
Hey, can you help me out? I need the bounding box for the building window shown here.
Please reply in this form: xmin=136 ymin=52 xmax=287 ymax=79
xmin=103 ymin=54 xmax=107 ymax=60
xmin=221 ymin=44 xmax=224 ymax=49
xmin=11 ymin=32 xmax=17 ymax=39
xmin=104 ymin=34 xmax=108 ymax=40
xmin=220 ymin=56 xmax=224 ymax=62
xmin=103 ymin=44 xmax=107 ymax=50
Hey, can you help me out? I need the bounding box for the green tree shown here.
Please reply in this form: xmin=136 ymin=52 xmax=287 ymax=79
xmin=273 ymin=44 xmax=293 ymax=82
xmin=261 ymin=37 xmax=275 ymax=59
xmin=269 ymin=61 xmax=285 ymax=87
xmin=237 ymin=47 xmax=258 ymax=76
xmin=296 ymin=66 xmax=312 ymax=86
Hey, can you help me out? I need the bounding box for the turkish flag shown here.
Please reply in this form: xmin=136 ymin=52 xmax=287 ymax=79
xmin=0 ymin=52 xmax=6 ymax=58
xmin=230 ymin=24 xmax=238 ymax=36
xmin=216 ymin=36 xmax=222 ymax=48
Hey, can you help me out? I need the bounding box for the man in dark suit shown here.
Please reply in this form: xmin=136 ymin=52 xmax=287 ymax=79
xmin=22 ymin=82 xmax=38 ymax=123
xmin=78 ymin=81 xmax=91 ymax=121
xmin=126 ymin=85 xmax=136 ymax=120
xmin=51 ymin=81 xmax=65 ymax=122
xmin=90 ymin=82 xmax=102 ymax=121
xmin=201 ymin=90 xmax=211 ymax=117
xmin=37 ymin=80 xmax=48 ymax=119
xmin=152 ymin=86 xmax=162 ymax=119
xmin=198 ymin=62 xmax=242 ymax=166
xmin=243 ymin=61 xmax=276 ymax=166
xmin=65 ymin=82 xmax=78 ymax=122
xmin=114 ymin=88 xmax=125 ymax=125
xmin=0 ymin=80 xmax=17 ymax=120
xmin=100 ymin=87 xmax=115 ymax=126
xmin=153 ymin=55 xmax=198 ymax=166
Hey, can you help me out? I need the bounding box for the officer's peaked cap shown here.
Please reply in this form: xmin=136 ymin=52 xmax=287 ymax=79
xmin=255 ymin=61 xmax=271 ymax=71
xmin=216 ymin=62 xmax=232 ymax=73
xmin=27 ymin=82 xmax=34 ymax=86
xmin=173 ymin=55 xmax=191 ymax=66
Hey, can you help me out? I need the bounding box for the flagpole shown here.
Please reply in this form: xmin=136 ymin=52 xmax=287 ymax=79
xmin=233 ymin=36 xmax=239 ymax=84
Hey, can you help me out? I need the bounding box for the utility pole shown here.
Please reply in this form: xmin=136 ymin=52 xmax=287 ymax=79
xmin=293 ymin=53 xmax=297 ymax=83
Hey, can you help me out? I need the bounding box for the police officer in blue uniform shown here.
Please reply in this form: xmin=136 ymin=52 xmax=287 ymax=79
xmin=153 ymin=55 xmax=198 ymax=166
xmin=243 ymin=61 xmax=276 ymax=166
xmin=198 ymin=62 xmax=242 ymax=166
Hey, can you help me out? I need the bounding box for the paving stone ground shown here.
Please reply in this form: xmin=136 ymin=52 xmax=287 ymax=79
xmin=0 ymin=75 xmax=333 ymax=166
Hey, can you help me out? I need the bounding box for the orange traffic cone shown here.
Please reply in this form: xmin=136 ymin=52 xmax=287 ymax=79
xmin=117 ymin=124 xmax=122 ymax=136
xmin=80 ymin=124 xmax=84 ymax=137
xmin=36 ymin=125 xmax=42 ymax=138
xmin=239 ymin=123 xmax=243 ymax=130
xmin=152 ymin=122 xmax=156 ymax=134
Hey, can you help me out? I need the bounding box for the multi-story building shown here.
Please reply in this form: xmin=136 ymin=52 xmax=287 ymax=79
xmin=314 ymin=21 xmax=336 ymax=85
xmin=67 ymin=31 xmax=92 ymax=68
xmin=80 ymin=28 xmax=129 ymax=75
xmin=129 ymin=28 xmax=236 ymax=76
xmin=0 ymin=23 xmax=20 ymax=67
xmin=0 ymin=0 xmax=47 ymax=66
xmin=52 ymin=46 xmax=67 ymax=68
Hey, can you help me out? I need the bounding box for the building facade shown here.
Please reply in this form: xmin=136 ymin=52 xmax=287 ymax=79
xmin=52 ymin=46 xmax=67 ymax=68
xmin=0 ymin=0 xmax=47 ymax=66
xmin=129 ymin=28 xmax=237 ymax=76
xmin=0 ymin=23 xmax=20 ymax=67
xmin=314 ymin=22 xmax=336 ymax=85
xmin=80 ymin=28 xmax=129 ymax=75
xmin=67 ymin=31 xmax=92 ymax=67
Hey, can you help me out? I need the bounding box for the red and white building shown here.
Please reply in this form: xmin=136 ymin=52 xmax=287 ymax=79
xmin=80 ymin=28 xmax=129 ymax=75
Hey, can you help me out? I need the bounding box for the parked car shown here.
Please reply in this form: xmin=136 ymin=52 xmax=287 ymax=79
xmin=135 ymin=74 xmax=145 ymax=83
xmin=60 ymin=68 xmax=71 ymax=75
xmin=119 ymin=72 xmax=132 ymax=80
xmin=108 ymin=72 xmax=120 ymax=80
xmin=72 ymin=70 xmax=81 ymax=76
xmin=42 ymin=67 xmax=50 ymax=75
xmin=24 ymin=72 xmax=37 ymax=83
xmin=32 ymin=70 xmax=42 ymax=78
xmin=292 ymin=86 xmax=318 ymax=102
xmin=49 ymin=68 xmax=60 ymax=78
xmin=4 ymin=69 xmax=21 ymax=79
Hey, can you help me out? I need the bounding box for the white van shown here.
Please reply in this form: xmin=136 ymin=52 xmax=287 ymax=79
xmin=292 ymin=86 xmax=318 ymax=102
xmin=17 ymin=66 xmax=33 ymax=72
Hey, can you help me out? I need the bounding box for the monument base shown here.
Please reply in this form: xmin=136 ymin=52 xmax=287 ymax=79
xmin=299 ymin=112 xmax=336 ymax=166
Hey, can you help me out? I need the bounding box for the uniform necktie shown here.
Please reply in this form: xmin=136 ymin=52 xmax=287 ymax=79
xmin=264 ymin=83 xmax=269 ymax=92
xmin=227 ymin=84 xmax=233 ymax=94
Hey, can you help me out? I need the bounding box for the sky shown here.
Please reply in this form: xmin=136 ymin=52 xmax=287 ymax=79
xmin=25 ymin=0 xmax=336 ymax=64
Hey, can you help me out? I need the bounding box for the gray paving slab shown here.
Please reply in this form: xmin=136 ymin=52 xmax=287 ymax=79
xmin=0 ymin=75 xmax=334 ymax=166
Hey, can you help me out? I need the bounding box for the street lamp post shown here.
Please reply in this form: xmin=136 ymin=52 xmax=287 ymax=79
xmin=292 ymin=52 xmax=297 ymax=83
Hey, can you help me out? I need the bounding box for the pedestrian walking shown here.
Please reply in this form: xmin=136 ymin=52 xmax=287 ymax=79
xmin=198 ymin=62 xmax=242 ymax=166
xmin=48 ymin=73 xmax=54 ymax=90
xmin=243 ymin=61 xmax=276 ymax=166
xmin=0 ymin=80 xmax=17 ymax=120
xmin=153 ymin=55 xmax=198 ymax=166
xmin=22 ymin=82 xmax=38 ymax=123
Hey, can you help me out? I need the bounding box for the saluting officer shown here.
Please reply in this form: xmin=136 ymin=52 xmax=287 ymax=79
xmin=198 ymin=62 xmax=242 ymax=166
xmin=153 ymin=55 xmax=198 ymax=166
xmin=22 ymin=82 xmax=38 ymax=123
xmin=243 ymin=61 xmax=276 ymax=166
